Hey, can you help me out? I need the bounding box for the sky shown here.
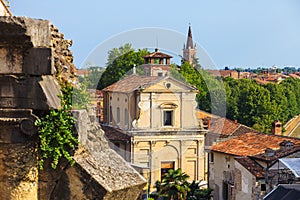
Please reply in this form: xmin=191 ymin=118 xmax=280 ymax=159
xmin=10 ymin=0 xmax=300 ymax=69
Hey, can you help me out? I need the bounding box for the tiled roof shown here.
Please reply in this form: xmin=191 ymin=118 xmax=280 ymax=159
xmin=254 ymin=78 xmax=269 ymax=85
xmin=76 ymin=69 xmax=87 ymax=76
xmin=289 ymin=74 xmax=300 ymax=79
xmin=235 ymin=157 xmax=265 ymax=178
xmin=232 ymin=124 xmax=258 ymax=137
xmin=143 ymin=50 xmax=172 ymax=58
xmin=208 ymin=117 xmax=257 ymax=137
xmin=209 ymin=118 xmax=239 ymax=136
xmin=206 ymin=70 xmax=237 ymax=77
xmin=211 ymin=132 xmax=300 ymax=157
xmin=252 ymin=145 xmax=300 ymax=161
xmin=101 ymin=125 xmax=131 ymax=142
xmin=102 ymin=74 xmax=162 ymax=93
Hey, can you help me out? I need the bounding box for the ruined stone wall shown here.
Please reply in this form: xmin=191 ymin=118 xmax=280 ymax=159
xmin=0 ymin=16 xmax=146 ymax=200
xmin=0 ymin=16 xmax=61 ymax=200
xmin=39 ymin=110 xmax=146 ymax=200
xmin=50 ymin=24 xmax=76 ymax=84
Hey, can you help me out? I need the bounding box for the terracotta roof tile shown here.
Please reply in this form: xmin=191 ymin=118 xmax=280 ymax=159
xmin=254 ymin=78 xmax=269 ymax=85
xmin=208 ymin=117 xmax=257 ymax=137
xmin=211 ymin=132 xmax=300 ymax=157
xmin=102 ymin=74 xmax=162 ymax=93
xmin=206 ymin=70 xmax=237 ymax=77
xmin=252 ymin=146 xmax=300 ymax=161
xmin=209 ymin=118 xmax=239 ymax=136
xmin=289 ymin=74 xmax=300 ymax=79
xmin=101 ymin=125 xmax=130 ymax=142
xmin=232 ymin=125 xmax=258 ymax=136
xmin=143 ymin=51 xmax=172 ymax=58
xmin=235 ymin=157 xmax=265 ymax=178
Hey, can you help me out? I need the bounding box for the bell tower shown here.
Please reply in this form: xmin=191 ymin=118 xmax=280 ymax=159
xmin=183 ymin=25 xmax=197 ymax=67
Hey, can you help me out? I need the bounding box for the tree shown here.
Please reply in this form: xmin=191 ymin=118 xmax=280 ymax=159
xmin=187 ymin=180 xmax=213 ymax=200
xmin=106 ymin=43 xmax=134 ymax=66
xmin=97 ymin=45 xmax=149 ymax=89
xmin=158 ymin=168 xmax=190 ymax=200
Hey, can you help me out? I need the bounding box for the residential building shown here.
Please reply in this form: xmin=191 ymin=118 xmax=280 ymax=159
xmin=209 ymin=132 xmax=300 ymax=200
xmin=263 ymin=184 xmax=300 ymax=200
xmin=206 ymin=69 xmax=239 ymax=79
xmin=86 ymin=89 xmax=104 ymax=123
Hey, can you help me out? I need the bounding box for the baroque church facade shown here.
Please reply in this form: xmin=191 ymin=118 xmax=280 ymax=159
xmin=101 ymin=26 xmax=205 ymax=190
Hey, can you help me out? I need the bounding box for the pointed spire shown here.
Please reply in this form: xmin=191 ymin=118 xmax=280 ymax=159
xmin=186 ymin=25 xmax=193 ymax=49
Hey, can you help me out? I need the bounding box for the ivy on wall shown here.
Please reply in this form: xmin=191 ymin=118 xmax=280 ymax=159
xmin=35 ymin=83 xmax=79 ymax=169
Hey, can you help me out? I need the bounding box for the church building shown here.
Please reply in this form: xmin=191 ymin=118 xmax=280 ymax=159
xmin=183 ymin=25 xmax=197 ymax=67
xmin=101 ymin=42 xmax=206 ymax=190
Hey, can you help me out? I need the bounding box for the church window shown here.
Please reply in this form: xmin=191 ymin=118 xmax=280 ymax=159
xmin=163 ymin=110 xmax=173 ymax=126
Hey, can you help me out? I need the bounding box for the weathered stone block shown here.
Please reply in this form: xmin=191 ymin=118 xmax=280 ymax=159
xmin=0 ymin=48 xmax=23 ymax=74
xmin=0 ymin=17 xmax=53 ymax=76
xmin=0 ymin=109 xmax=37 ymax=144
xmin=0 ymin=17 xmax=51 ymax=47
xmin=23 ymin=48 xmax=54 ymax=75
xmin=0 ymin=75 xmax=61 ymax=109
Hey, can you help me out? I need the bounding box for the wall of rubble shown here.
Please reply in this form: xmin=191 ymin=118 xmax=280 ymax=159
xmin=0 ymin=16 xmax=146 ymax=200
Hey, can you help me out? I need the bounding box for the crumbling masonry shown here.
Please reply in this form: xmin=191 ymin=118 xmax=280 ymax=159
xmin=0 ymin=16 xmax=146 ymax=200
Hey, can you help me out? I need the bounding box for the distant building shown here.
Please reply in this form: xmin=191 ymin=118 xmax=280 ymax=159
xmin=289 ymin=73 xmax=300 ymax=79
xmin=206 ymin=69 xmax=239 ymax=79
xmin=183 ymin=25 xmax=197 ymax=67
xmin=209 ymin=132 xmax=300 ymax=200
xmin=86 ymin=89 xmax=104 ymax=123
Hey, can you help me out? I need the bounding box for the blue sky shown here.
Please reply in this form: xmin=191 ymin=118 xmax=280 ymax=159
xmin=10 ymin=0 xmax=300 ymax=69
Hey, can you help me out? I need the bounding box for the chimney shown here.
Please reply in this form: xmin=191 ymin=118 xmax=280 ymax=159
xmin=265 ymin=148 xmax=275 ymax=157
xmin=272 ymin=120 xmax=282 ymax=135
xmin=132 ymin=64 xmax=136 ymax=75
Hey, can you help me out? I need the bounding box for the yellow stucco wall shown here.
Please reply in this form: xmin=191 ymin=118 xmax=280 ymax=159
xmin=132 ymin=134 xmax=205 ymax=191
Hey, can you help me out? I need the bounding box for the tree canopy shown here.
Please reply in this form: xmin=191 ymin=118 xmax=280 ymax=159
xmin=177 ymin=62 xmax=300 ymax=133
xmin=98 ymin=44 xmax=300 ymax=134
xmin=97 ymin=44 xmax=149 ymax=90
xmin=154 ymin=168 xmax=212 ymax=200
